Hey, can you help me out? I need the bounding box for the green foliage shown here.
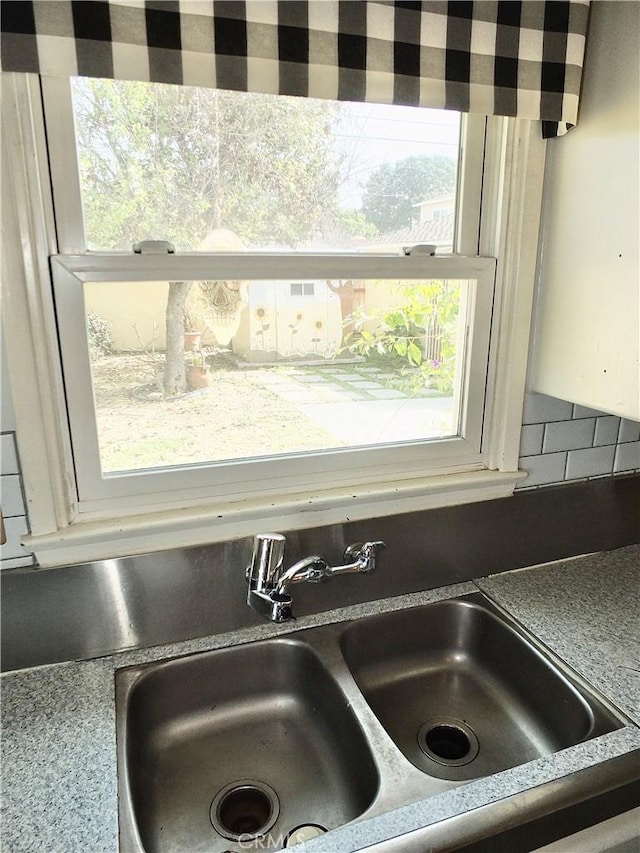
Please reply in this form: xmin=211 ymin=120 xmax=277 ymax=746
xmin=361 ymin=155 xmax=457 ymax=233
xmin=344 ymin=281 xmax=460 ymax=395
xmin=86 ymin=312 xmax=112 ymax=358
xmin=328 ymin=208 xmax=379 ymax=242
xmin=72 ymin=80 xmax=342 ymax=250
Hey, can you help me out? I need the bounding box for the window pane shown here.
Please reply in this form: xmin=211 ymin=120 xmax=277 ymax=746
xmin=70 ymin=79 xmax=460 ymax=253
xmin=84 ymin=277 xmax=468 ymax=474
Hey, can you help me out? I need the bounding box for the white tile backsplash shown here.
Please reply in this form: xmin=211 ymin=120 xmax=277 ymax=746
xmin=543 ymin=418 xmax=595 ymax=453
xmin=519 ymin=424 xmax=544 ymax=457
xmin=522 ymin=394 xmax=573 ymax=424
xmin=594 ymin=416 xmax=621 ymax=447
xmin=1 ymin=433 xmax=20 ymax=475
xmin=520 ymin=451 xmax=567 ymax=487
xmin=619 ymin=419 xmax=640 ymax=444
xmin=0 ymin=475 xmax=26 ymax=517
xmin=517 ymin=393 xmax=640 ymax=491
xmin=614 ymin=442 xmax=640 ymax=473
xmin=566 ymin=445 xmax=616 ymax=480
xmin=572 ymin=404 xmax=606 ymax=419
xmin=0 ymin=432 xmax=33 ymax=570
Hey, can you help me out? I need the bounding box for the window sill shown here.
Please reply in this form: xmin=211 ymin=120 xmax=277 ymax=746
xmin=24 ymin=469 xmax=526 ymax=567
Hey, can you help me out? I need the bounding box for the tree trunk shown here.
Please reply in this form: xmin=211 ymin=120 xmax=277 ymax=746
xmin=163 ymin=281 xmax=192 ymax=396
xmin=327 ymin=279 xmax=365 ymax=345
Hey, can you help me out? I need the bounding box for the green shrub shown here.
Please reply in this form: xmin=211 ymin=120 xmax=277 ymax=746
xmin=87 ymin=312 xmax=112 ymax=357
xmin=343 ymin=280 xmax=459 ymax=396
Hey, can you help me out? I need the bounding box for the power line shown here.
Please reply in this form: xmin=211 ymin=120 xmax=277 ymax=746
xmin=335 ymin=134 xmax=458 ymax=146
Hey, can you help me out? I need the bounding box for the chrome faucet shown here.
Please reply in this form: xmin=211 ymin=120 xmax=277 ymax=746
xmin=246 ymin=533 xmax=386 ymax=622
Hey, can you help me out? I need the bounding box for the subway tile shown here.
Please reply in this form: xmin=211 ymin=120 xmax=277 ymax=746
xmin=542 ymin=418 xmax=595 ymax=453
xmin=0 ymin=401 xmax=16 ymax=434
xmin=519 ymin=424 xmax=544 ymax=457
xmin=0 ymin=433 xmax=19 ymax=475
xmin=0 ymin=475 xmax=25 ymax=517
xmin=522 ymin=393 xmax=573 ymax=425
xmin=519 ymin=452 xmax=567 ymax=487
xmin=566 ymin=446 xmax=615 ymax=480
xmin=0 ymin=515 xmax=31 ymax=561
xmin=618 ymin=419 xmax=640 ymax=443
xmin=614 ymin=442 xmax=640 ymax=473
xmin=594 ymin=416 xmax=621 ymax=447
xmin=572 ymin=404 xmax=606 ymax=419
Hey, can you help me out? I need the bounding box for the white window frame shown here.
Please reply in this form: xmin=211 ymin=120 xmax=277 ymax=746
xmin=1 ymin=73 xmax=545 ymax=567
xmin=52 ymin=254 xmax=494 ymax=510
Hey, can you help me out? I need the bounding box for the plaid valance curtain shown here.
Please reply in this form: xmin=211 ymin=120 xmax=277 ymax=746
xmin=1 ymin=0 xmax=590 ymax=138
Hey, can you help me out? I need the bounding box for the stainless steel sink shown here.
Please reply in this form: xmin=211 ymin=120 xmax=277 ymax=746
xmin=340 ymin=593 xmax=621 ymax=781
xmin=117 ymin=592 xmax=625 ymax=852
xmin=117 ymin=638 xmax=378 ymax=852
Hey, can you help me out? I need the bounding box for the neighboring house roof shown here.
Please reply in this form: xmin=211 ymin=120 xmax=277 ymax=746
xmin=359 ymin=212 xmax=455 ymax=251
xmin=413 ymin=193 xmax=455 ymax=209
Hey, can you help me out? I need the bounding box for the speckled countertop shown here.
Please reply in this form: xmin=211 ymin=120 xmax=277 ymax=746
xmin=2 ymin=545 xmax=639 ymax=853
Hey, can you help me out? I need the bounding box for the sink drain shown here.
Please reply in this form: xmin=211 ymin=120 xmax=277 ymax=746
xmin=210 ymin=780 xmax=280 ymax=842
xmin=417 ymin=718 xmax=479 ymax=766
xmin=284 ymin=824 xmax=327 ymax=846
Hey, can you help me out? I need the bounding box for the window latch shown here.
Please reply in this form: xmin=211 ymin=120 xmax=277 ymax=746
xmin=403 ymin=244 xmax=437 ymax=256
xmin=133 ymin=240 xmax=176 ymax=255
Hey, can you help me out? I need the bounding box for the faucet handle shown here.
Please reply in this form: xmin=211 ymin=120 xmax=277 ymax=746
xmin=344 ymin=540 xmax=386 ymax=573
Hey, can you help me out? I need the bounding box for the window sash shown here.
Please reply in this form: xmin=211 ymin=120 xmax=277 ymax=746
xmin=52 ymin=253 xmax=495 ymax=512
xmin=39 ymin=75 xmax=485 ymax=258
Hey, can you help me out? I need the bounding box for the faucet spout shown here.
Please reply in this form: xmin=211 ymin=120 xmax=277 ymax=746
xmin=246 ymin=534 xmax=386 ymax=623
xmin=274 ymin=555 xmax=329 ymax=597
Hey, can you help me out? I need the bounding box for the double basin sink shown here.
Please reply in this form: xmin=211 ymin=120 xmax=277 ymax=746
xmin=116 ymin=592 xmax=624 ymax=852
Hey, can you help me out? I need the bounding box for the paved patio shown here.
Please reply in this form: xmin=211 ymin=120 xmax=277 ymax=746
xmin=254 ymin=364 xmax=455 ymax=445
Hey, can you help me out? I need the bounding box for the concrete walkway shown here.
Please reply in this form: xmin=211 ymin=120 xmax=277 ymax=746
xmin=255 ymin=365 xmax=455 ymax=445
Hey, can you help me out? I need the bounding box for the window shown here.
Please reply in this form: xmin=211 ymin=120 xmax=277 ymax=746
xmin=290 ymin=283 xmax=316 ymax=297
xmin=2 ymin=73 xmax=544 ymax=565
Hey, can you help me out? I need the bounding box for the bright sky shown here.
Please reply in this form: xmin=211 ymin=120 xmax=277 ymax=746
xmin=333 ymin=101 xmax=461 ymax=208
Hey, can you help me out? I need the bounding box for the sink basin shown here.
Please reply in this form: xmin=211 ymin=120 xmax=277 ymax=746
xmin=118 ymin=638 xmax=378 ymax=852
xmin=340 ymin=593 xmax=621 ymax=781
xmin=117 ymin=592 xmax=625 ymax=852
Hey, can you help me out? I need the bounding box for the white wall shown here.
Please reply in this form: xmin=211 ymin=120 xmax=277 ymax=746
xmin=531 ymin=1 xmax=640 ymax=419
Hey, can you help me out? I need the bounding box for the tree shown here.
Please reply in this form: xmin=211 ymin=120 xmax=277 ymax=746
xmin=73 ymin=80 xmax=343 ymax=250
xmin=73 ymin=79 xmax=344 ymax=392
xmin=319 ymin=208 xmax=378 ymax=247
xmin=361 ymin=154 xmax=457 ymax=233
